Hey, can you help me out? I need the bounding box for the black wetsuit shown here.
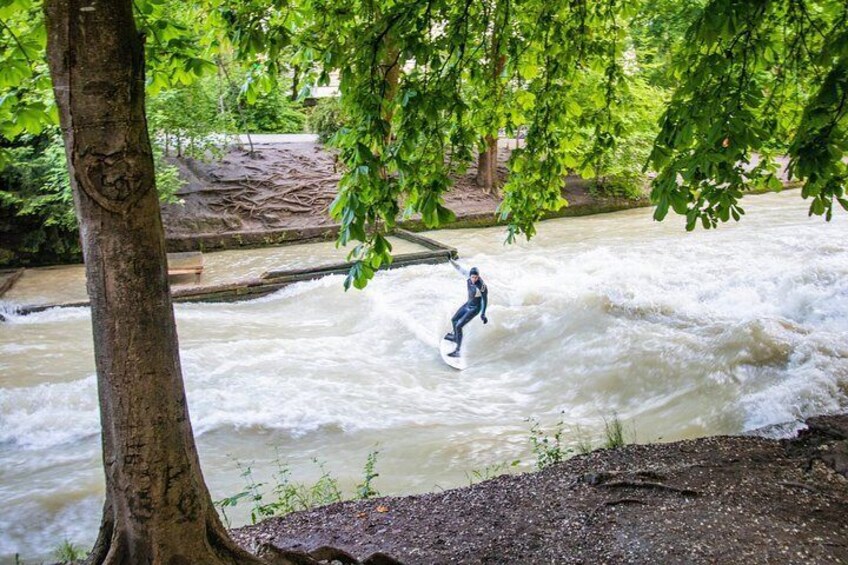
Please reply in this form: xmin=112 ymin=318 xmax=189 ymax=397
xmin=450 ymin=275 xmax=488 ymax=352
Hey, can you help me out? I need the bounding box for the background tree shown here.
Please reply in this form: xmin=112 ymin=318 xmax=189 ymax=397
xmin=297 ymin=0 xmax=637 ymax=285
xmin=468 ymin=0 xmax=510 ymax=194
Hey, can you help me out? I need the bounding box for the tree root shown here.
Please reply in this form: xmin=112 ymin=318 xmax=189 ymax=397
xmin=778 ymin=480 xmax=818 ymax=493
xmin=257 ymin=543 xmax=403 ymax=565
xmin=582 ymin=470 xmax=667 ymax=485
xmin=84 ymin=511 xmax=268 ymax=565
xmin=310 ymin=546 xmax=359 ymax=564
xmin=599 ymin=480 xmax=700 ymax=497
xmin=257 ymin=544 xmax=320 ymax=565
xmin=583 ymin=470 xmax=699 ymax=497
xmin=190 ymin=185 xmax=257 ymax=195
xmin=603 ymin=497 xmax=649 ymax=508
xmin=210 ymin=175 xmax=254 ymax=183
xmin=196 ymin=169 xmax=339 ymax=224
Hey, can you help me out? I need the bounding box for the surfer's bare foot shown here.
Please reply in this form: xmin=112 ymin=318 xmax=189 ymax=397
xmin=447 ymin=350 xmax=460 ymax=358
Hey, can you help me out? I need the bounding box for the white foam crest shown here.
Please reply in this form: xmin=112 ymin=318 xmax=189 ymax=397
xmin=231 ymin=274 xmax=347 ymax=304
xmin=0 ymin=375 xmax=98 ymax=449
xmin=0 ymin=301 xmax=18 ymax=319
xmin=0 ymin=305 xmax=90 ymax=325
xmin=739 ymin=333 xmax=848 ymax=430
xmin=179 ymin=328 xmax=483 ymax=438
xmin=175 ymin=275 xmax=346 ymax=321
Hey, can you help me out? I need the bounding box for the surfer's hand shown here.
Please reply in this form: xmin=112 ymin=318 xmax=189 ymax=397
xmin=481 ymin=315 xmax=488 ymax=324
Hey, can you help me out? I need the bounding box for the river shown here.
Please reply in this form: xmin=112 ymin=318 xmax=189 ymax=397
xmin=1 ymin=191 xmax=847 ymax=561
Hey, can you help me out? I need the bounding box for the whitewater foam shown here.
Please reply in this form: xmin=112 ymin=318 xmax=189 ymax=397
xmin=2 ymin=192 xmax=848 ymax=561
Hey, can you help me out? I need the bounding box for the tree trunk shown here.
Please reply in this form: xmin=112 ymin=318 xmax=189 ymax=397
xmin=290 ymin=64 xmax=301 ymax=101
xmin=475 ymin=26 xmax=506 ymax=195
xmin=476 ymin=135 xmax=498 ymax=193
xmin=382 ymin=41 xmax=401 ymax=145
xmin=43 ymin=1 xmax=264 ymax=563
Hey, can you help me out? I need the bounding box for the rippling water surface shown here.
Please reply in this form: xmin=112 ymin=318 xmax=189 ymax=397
xmin=2 ymin=191 xmax=847 ymax=561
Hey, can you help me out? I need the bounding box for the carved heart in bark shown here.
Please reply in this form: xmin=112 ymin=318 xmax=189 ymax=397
xmin=79 ymin=148 xmax=153 ymax=214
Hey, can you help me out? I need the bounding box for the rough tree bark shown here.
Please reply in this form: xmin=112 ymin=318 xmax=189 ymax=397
xmin=43 ymin=1 xmax=265 ymax=563
xmin=290 ymin=64 xmax=301 ymax=101
xmin=475 ymin=51 xmax=505 ymax=193
xmin=476 ymin=133 xmax=499 ymax=194
xmin=476 ymin=2 xmax=508 ymax=195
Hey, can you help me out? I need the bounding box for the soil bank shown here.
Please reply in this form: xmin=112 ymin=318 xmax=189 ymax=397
xmin=161 ymin=141 xmax=648 ymax=253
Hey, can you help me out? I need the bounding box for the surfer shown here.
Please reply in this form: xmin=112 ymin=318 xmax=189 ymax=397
xmin=444 ymin=258 xmax=488 ymax=357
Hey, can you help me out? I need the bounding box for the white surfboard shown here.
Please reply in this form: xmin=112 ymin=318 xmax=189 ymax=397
xmin=439 ymin=337 xmax=466 ymax=370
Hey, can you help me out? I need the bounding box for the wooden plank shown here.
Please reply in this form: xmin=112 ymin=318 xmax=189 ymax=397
xmin=11 ymin=240 xmax=456 ymax=315
xmin=0 ymin=268 xmax=24 ymax=298
xmin=167 ymin=251 xmax=203 ymax=282
xmin=394 ymin=229 xmax=458 ymax=257
xmin=261 ymin=249 xmax=452 ymax=282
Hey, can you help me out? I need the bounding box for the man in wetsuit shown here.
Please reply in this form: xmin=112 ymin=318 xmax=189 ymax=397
xmin=444 ymin=259 xmax=488 ymax=357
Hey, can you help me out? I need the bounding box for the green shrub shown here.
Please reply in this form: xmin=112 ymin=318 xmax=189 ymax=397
xmin=603 ymin=413 xmax=632 ymax=449
xmin=222 ymin=82 xmax=307 ymax=134
xmin=589 ymin=172 xmax=648 ymax=200
xmin=147 ymin=79 xmax=225 ymax=159
xmin=307 ymin=97 xmax=345 ymax=143
xmin=527 ymin=413 xmax=573 ymax=470
xmin=355 ymin=449 xmax=381 ymax=499
xmin=0 ymin=132 xmax=80 ymax=266
xmin=0 ymin=130 xmax=184 ymax=267
xmin=240 ymin=92 xmax=306 ymax=133
xmin=215 ymin=450 xmax=380 ymax=526
xmin=527 ymin=413 xmax=634 ymax=465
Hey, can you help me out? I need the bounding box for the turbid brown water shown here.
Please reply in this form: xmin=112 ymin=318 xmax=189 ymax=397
xmin=1 ymin=191 xmax=847 ymax=562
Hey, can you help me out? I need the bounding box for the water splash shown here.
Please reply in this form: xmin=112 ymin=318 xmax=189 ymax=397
xmin=2 ymin=192 xmax=848 ymax=560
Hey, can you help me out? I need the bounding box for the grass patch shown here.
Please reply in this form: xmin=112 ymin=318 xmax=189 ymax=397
xmin=465 ymin=460 xmax=521 ymax=485
xmin=215 ymin=449 xmax=381 ymax=526
xmin=603 ymin=413 xmax=627 ymax=449
xmin=53 ymin=539 xmax=84 ymax=563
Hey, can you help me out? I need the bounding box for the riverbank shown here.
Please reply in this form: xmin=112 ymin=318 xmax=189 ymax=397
xmin=233 ymin=414 xmax=848 ymax=564
xmin=161 ymin=139 xmax=649 ymax=253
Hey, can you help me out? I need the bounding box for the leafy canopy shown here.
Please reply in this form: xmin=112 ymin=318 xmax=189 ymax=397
xmin=1 ymin=0 xmax=845 ymax=284
xmin=649 ymin=0 xmax=848 ymax=230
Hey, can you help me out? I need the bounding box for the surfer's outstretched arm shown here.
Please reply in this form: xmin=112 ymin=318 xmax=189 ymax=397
xmin=450 ymin=258 xmax=469 ymax=278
